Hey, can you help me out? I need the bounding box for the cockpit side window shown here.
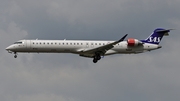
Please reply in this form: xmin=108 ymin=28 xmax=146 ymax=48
xmin=14 ymin=42 xmax=23 ymax=44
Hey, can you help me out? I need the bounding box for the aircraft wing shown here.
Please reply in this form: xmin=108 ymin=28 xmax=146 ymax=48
xmin=81 ymin=34 xmax=128 ymax=57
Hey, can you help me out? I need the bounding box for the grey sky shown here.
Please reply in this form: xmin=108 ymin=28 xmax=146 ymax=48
xmin=0 ymin=0 xmax=180 ymax=101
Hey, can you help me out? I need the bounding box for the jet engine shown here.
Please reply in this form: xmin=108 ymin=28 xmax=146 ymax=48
xmin=127 ymin=38 xmax=142 ymax=46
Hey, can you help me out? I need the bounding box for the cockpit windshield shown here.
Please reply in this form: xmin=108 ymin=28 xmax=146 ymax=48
xmin=14 ymin=42 xmax=23 ymax=44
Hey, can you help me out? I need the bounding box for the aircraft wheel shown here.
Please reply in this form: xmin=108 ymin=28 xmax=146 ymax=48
xmin=93 ymin=59 xmax=98 ymax=63
xmin=97 ymin=56 xmax=101 ymax=60
xmin=95 ymin=53 xmax=101 ymax=60
xmin=14 ymin=55 xmax=17 ymax=58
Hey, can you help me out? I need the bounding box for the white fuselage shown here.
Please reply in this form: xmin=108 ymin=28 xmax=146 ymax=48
xmin=6 ymin=28 xmax=170 ymax=63
xmin=6 ymin=39 xmax=161 ymax=57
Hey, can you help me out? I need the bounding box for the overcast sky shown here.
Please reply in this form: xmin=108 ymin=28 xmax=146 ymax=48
xmin=1 ymin=0 xmax=180 ymax=101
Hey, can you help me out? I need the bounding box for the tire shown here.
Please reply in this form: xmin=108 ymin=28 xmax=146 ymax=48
xmin=14 ymin=55 xmax=17 ymax=58
xmin=93 ymin=59 xmax=98 ymax=63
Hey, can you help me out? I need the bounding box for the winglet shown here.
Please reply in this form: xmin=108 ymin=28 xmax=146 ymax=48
xmin=118 ymin=34 xmax=128 ymax=42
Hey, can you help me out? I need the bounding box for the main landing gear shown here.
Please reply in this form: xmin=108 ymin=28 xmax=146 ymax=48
xmin=14 ymin=52 xmax=17 ymax=58
xmin=93 ymin=53 xmax=101 ymax=63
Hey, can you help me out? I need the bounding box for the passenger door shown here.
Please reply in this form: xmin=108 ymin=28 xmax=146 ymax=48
xmin=26 ymin=40 xmax=31 ymax=48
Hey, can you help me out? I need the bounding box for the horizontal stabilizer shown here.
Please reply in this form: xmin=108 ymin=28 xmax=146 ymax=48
xmin=164 ymin=33 xmax=169 ymax=36
xmin=156 ymin=29 xmax=174 ymax=36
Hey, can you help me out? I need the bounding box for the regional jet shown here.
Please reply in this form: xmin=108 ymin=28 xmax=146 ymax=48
xmin=6 ymin=28 xmax=171 ymax=63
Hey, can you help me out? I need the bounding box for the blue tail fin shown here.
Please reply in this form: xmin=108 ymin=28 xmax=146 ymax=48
xmin=141 ymin=28 xmax=170 ymax=45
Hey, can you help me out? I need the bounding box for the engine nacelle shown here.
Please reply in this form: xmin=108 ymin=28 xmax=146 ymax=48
xmin=127 ymin=38 xmax=142 ymax=46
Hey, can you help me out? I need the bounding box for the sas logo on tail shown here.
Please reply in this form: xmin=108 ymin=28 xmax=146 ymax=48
xmin=148 ymin=37 xmax=161 ymax=43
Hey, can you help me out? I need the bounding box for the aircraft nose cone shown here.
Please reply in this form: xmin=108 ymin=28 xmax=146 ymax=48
xmin=6 ymin=45 xmax=14 ymax=51
xmin=6 ymin=46 xmax=11 ymax=50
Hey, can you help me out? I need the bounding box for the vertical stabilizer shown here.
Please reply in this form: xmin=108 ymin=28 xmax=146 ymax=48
xmin=141 ymin=28 xmax=170 ymax=44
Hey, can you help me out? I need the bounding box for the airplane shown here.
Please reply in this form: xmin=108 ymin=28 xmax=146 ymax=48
xmin=6 ymin=28 xmax=171 ymax=63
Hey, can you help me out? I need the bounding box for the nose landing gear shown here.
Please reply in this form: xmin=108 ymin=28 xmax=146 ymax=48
xmin=14 ymin=52 xmax=17 ymax=58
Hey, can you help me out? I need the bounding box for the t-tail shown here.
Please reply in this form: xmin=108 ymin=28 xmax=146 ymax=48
xmin=141 ymin=28 xmax=171 ymax=45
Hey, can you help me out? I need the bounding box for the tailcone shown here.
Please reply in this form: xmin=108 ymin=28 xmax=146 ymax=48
xmin=157 ymin=45 xmax=162 ymax=49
